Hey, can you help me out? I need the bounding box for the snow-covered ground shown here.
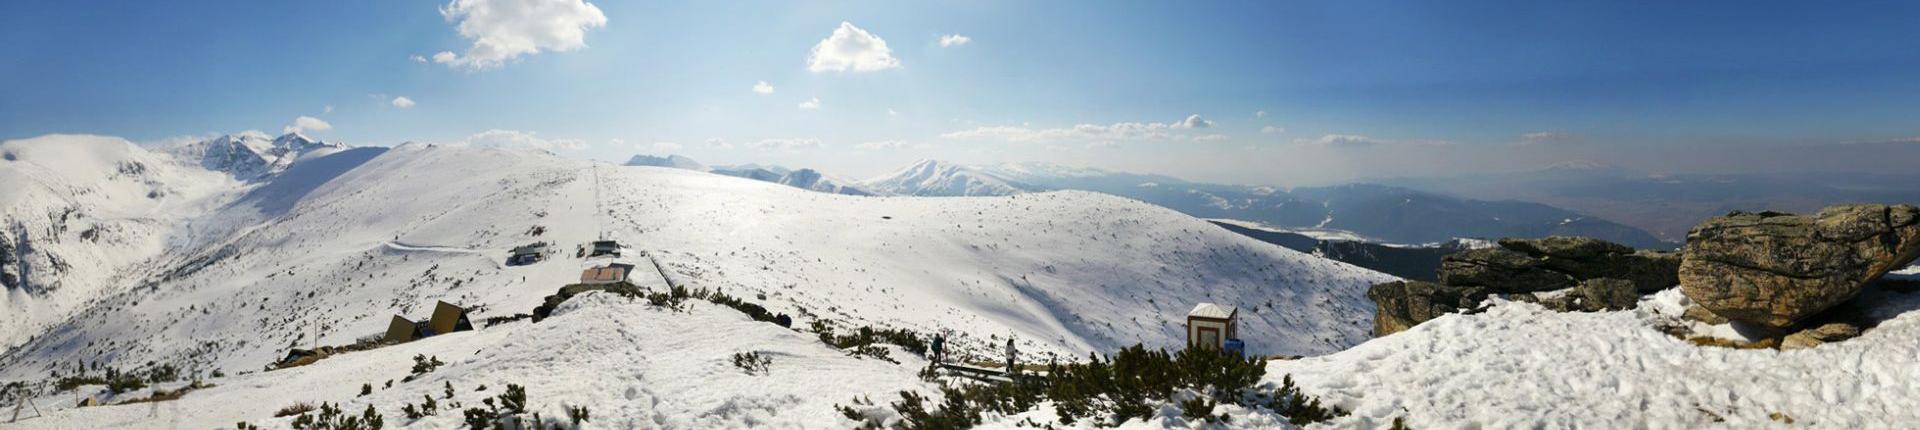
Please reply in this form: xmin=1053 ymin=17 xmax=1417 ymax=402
xmin=1266 ymin=286 xmax=1920 ymax=428
xmin=6 ymin=293 xmax=935 ymax=429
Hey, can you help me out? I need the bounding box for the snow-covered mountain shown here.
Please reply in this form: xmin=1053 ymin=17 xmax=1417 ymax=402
xmin=0 ymin=135 xmax=244 ymax=351
xmin=858 ymin=159 xmax=1673 ymax=249
xmin=623 ymin=154 xmax=707 ymax=171
xmin=158 ymin=131 xmax=348 ymax=180
xmin=861 ymin=159 xmax=1033 ymax=197
xmin=0 ymin=135 xmax=1395 ymax=428
xmin=625 ymin=154 xmax=878 ymax=196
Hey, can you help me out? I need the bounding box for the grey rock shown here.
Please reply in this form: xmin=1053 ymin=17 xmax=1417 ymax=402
xmin=1680 ymin=204 xmax=1920 ymax=328
xmin=1574 ymin=278 xmax=1640 ymax=311
xmin=1780 ymin=322 xmax=1863 ymax=350
xmin=1367 ymin=280 xmax=1488 ymax=336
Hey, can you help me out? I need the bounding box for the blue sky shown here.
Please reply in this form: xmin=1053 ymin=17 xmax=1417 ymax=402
xmin=4 ymin=1 xmax=1918 ymax=185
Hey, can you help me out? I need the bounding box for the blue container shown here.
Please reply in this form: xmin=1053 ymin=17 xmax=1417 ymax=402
xmin=1223 ymin=339 xmax=1245 ymax=358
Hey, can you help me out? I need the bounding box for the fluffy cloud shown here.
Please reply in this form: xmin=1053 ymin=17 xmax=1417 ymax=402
xmin=941 ymin=114 xmax=1216 ymax=143
xmin=1173 ymin=114 xmax=1213 ymax=129
xmin=463 ymin=129 xmax=585 ymax=151
xmin=1519 ymin=131 xmax=1574 ymax=144
xmin=808 ymin=22 xmax=900 ymax=73
xmin=939 ymin=34 xmax=971 ymax=47
xmin=391 ymin=96 xmax=416 ymax=108
xmin=856 ymin=140 xmax=907 ymax=150
xmin=1261 ymin=126 xmax=1285 ymax=134
xmin=283 ymin=116 xmax=332 ymax=134
xmin=798 ymin=97 xmax=821 ymax=110
xmin=1296 ymin=134 xmax=1383 ymax=148
xmin=1255 ymin=110 xmax=1268 ymax=118
xmin=745 ymin=138 xmax=822 ymax=150
xmin=410 ymin=54 xmax=429 ymax=63
xmin=435 ymin=0 xmax=608 ymax=70
xmin=753 ymin=81 xmax=774 ymax=94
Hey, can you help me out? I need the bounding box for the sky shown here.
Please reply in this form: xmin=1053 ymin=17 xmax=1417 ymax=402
xmin=3 ymin=0 xmax=1918 ymax=186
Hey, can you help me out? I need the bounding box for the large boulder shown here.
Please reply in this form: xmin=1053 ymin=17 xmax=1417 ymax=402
xmin=1439 ymin=236 xmax=1678 ymax=293
xmin=1573 ymin=278 xmax=1640 ymax=312
xmin=1367 ymin=280 xmax=1487 ymax=336
xmin=1680 ymin=204 xmax=1920 ymax=328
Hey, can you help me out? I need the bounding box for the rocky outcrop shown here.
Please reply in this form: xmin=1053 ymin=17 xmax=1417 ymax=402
xmin=1574 ymin=278 xmax=1640 ymax=312
xmin=1438 ymin=247 xmax=1577 ymax=293
xmin=1440 ymin=237 xmax=1679 ymax=293
xmin=1679 ymin=205 xmax=1920 ymax=328
xmin=1367 ymin=281 xmax=1487 ymax=336
xmin=1369 ymin=236 xmax=1679 ymax=336
xmin=1780 ymin=322 xmax=1863 ymax=350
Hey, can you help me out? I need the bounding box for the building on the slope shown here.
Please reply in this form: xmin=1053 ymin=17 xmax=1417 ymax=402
xmin=508 ymin=243 xmax=549 ymax=266
xmin=1187 ymin=303 xmax=1242 ymax=356
xmin=579 ymin=263 xmax=635 ymax=285
xmin=383 ymin=301 xmax=475 ymax=344
xmin=588 ymin=240 xmax=622 ymax=258
xmin=428 ymin=301 xmax=473 ymax=335
xmin=385 ymin=315 xmax=423 ymax=343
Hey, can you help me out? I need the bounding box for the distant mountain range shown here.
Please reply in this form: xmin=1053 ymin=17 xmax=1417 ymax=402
xmin=625 ymin=155 xmax=874 ymax=196
xmin=1377 ymin=165 xmax=1920 ymax=242
xmin=623 ymin=155 xmax=1674 ymax=249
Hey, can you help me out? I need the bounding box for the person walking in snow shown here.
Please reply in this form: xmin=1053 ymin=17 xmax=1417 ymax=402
xmin=931 ymin=333 xmax=947 ymax=365
xmin=1004 ymin=337 xmax=1019 ymax=375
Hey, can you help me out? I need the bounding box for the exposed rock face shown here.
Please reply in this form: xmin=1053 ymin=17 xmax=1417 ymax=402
xmin=1780 ymin=322 xmax=1863 ymax=350
xmin=1439 ymin=247 xmax=1576 ymax=293
xmin=1439 ymin=236 xmax=1679 ymax=293
xmin=0 ymin=229 xmax=17 ymax=290
xmin=1679 ymin=205 xmax=1920 ymax=328
xmin=1367 ymin=280 xmax=1487 ymax=336
xmin=1574 ymin=278 xmax=1639 ymax=312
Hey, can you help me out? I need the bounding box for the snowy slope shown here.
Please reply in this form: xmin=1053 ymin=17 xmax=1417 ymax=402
xmin=4 ymin=293 xmax=937 ymax=429
xmin=0 ymin=135 xmax=242 ymax=350
xmin=0 ymin=142 xmax=1393 ymax=389
xmin=1263 ymin=287 xmax=1920 ymax=428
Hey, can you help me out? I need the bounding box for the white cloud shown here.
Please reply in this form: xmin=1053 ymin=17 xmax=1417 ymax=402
xmin=704 ymin=138 xmax=733 ymax=150
xmin=753 ymin=81 xmax=774 ymax=94
xmin=462 ymin=129 xmax=585 ymax=151
xmin=1297 ymin=134 xmax=1382 ymax=148
xmin=391 ymin=96 xmax=416 ymax=108
xmin=435 ymin=0 xmax=608 ymax=70
xmin=856 ymin=140 xmax=907 ymax=150
xmin=1261 ymin=126 xmax=1285 ymax=134
xmin=1255 ymin=110 xmax=1267 ymax=118
xmin=283 ymin=116 xmax=333 ymax=134
xmin=410 ymin=54 xmax=429 ymax=63
xmin=1519 ymin=131 xmax=1574 ymax=144
xmin=939 ymin=34 xmax=971 ymax=47
xmin=745 ymin=138 xmax=822 ymax=151
xmin=798 ymin=97 xmax=821 ymax=110
xmin=887 ymin=108 xmax=899 ymax=116
xmin=1192 ymin=134 xmax=1230 ymax=142
xmin=941 ymin=114 xmax=1217 ymax=143
xmin=324 ymin=105 xmax=335 ymax=114
xmin=609 ymin=138 xmax=626 ymax=148
xmin=807 ymin=22 xmax=900 ymax=73
xmin=1173 ymin=114 xmax=1213 ymax=129
xmin=652 ymin=141 xmax=684 ymax=152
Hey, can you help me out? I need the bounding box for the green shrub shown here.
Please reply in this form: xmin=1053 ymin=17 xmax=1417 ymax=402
xmin=732 ymin=352 xmax=773 ymax=375
xmin=845 ymin=344 xmax=1345 ymax=428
